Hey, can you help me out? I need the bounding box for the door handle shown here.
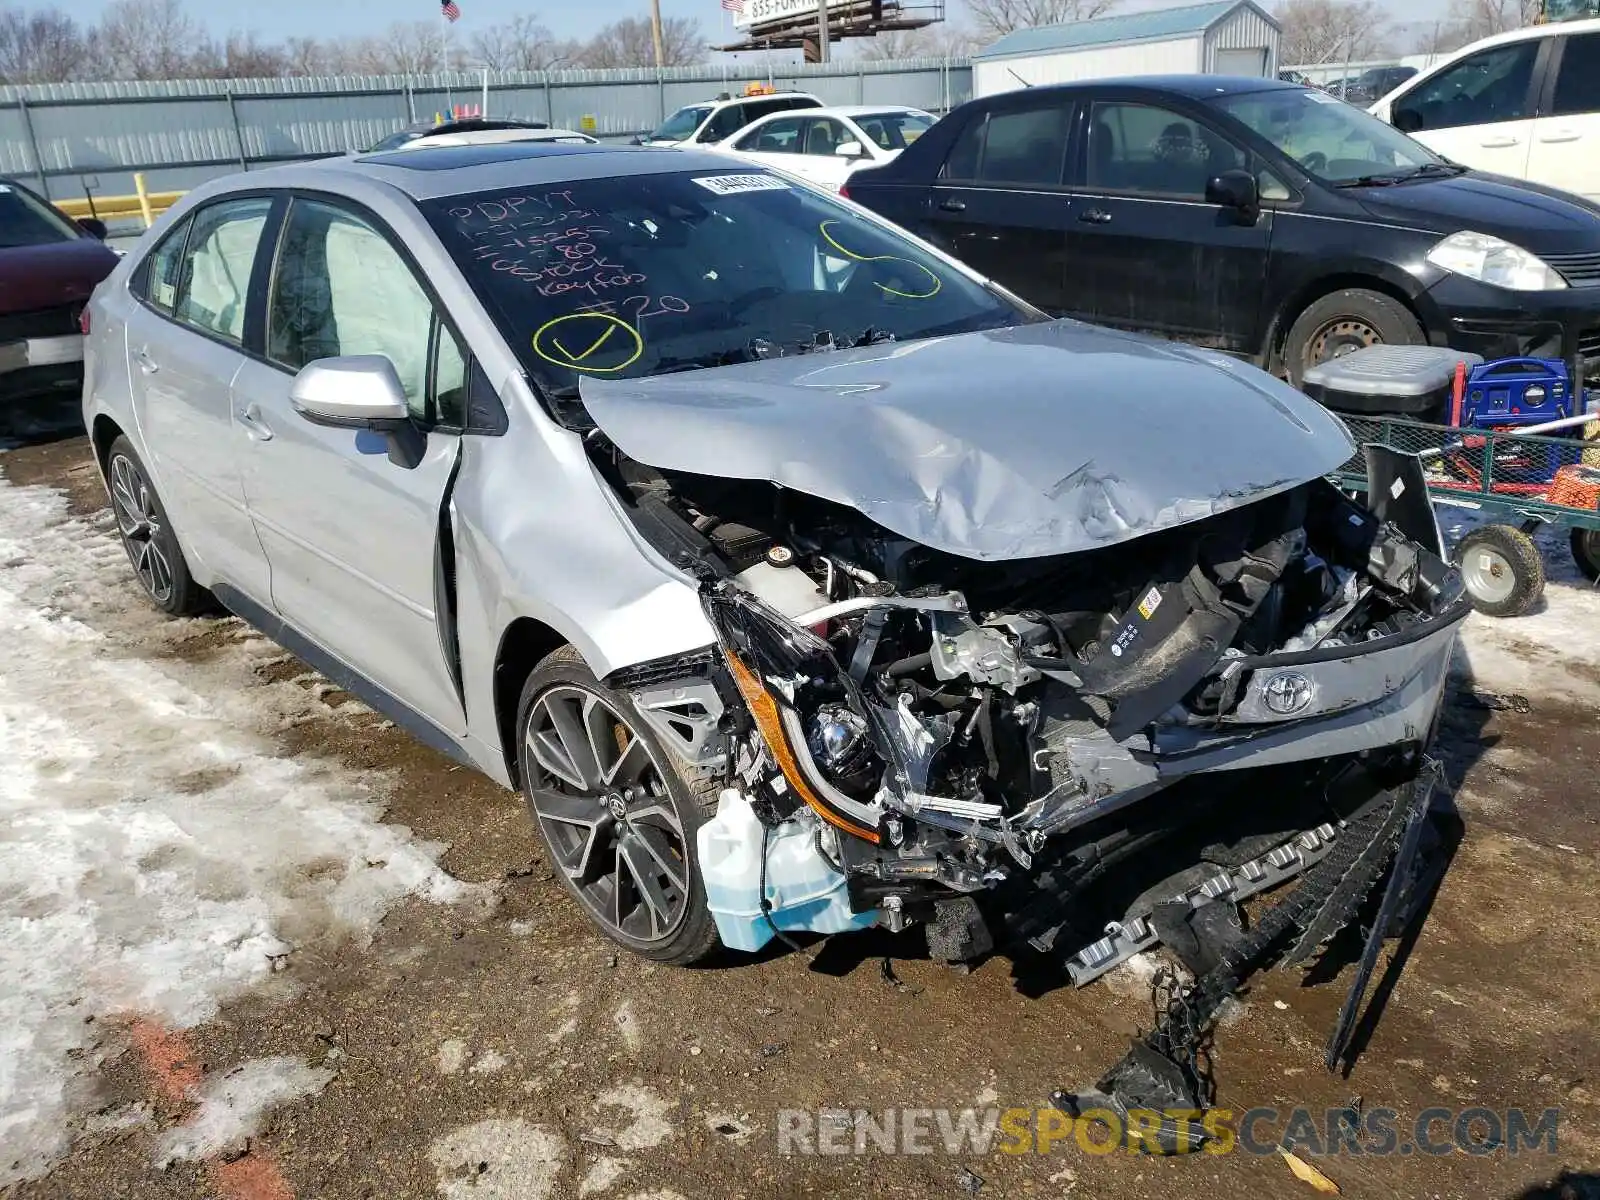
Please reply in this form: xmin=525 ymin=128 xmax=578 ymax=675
xmin=1479 ymin=135 xmax=1520 ymax=148
xmin=1539 ymin=129 xmax=1582 ymax=144
xmin=238 ymin=403 xmax=274 ymax=442
xmin=937 ymin=197 xmax=967 ymax=212
xmin=1079 ymin=208 xmax=1113 ymax=225
xmin=133 ymin=347 xmax=159 ymax=374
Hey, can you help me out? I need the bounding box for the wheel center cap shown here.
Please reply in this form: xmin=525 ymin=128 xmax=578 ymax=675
xmin=605 ymin=793 xmax=628 ymax=821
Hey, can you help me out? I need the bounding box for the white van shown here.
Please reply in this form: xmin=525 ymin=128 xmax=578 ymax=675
xmin=1371 ymin=19 xmax=1600 ymax=202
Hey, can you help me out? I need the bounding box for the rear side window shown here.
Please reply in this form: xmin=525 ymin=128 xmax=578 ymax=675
xmin=173 ymin=197 xmax=272 ymax=344
xmin=939 ymin=103 xmax=1071 ymax=186
xmin=1397 ymin=40 xmax=1539 ymax=130
xmin=139 ymin=218 xmax=191 ymax=313
xmin=736 ymin=115 xmax=806 ymax=153
xmin=1552 ymin=32 xmax=1600 ymax=118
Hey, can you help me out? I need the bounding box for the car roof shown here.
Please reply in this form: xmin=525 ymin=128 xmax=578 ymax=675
xmin=739 ymin=103 xmax=929 ymax=123
xmin=390 ymin=127 xmax=595 ymax=150
xmin=240 ymin=142 xmax=741 ymax=202
xmin=987 ymin=74 xmax=1301 ymax=101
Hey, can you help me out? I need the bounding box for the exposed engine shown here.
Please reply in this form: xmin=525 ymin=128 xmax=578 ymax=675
xmin=594 ymin=438 xmax=1469 ymax=932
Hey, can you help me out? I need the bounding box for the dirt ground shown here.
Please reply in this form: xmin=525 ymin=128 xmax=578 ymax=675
xmin=2 ymin=430 xmax=1598 ymax=1200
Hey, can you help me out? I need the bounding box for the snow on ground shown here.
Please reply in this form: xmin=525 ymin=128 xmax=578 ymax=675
xmin=154 ymin=1056 xmax=334 ymax=1166
xmin=0 ymin=477 xmax=486 ymax=1185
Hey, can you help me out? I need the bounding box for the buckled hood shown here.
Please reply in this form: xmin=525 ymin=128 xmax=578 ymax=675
xmin=580 ymin=319 xmax=1356 ymax=562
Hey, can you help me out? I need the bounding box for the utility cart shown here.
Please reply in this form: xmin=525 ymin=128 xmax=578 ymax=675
xmin=1305 ymin=347 xmax=1600 ymax=617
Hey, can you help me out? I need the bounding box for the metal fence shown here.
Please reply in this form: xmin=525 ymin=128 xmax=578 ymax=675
xmin=0 ymin=60 xmax=973 ymax=202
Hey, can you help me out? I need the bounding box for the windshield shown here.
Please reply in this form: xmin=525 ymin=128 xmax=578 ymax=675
xmin=0 ymin=181 xmax=81 ymax=248
xmin=1210 ymin=87 xmax=1441 ymax=183
xmin=367 ymin=130 xmax=425 ymax=152
xmin=852 ymin=111 xmax=935 ymax=151
xmin=649 ymin=105 xmax=712 ymax=142
xmin=422 ymin=169 xmax=1030 ymax=394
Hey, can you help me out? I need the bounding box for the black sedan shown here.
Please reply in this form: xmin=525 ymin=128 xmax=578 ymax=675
xmin=843 ymin=76 xmax=1600 ymax=398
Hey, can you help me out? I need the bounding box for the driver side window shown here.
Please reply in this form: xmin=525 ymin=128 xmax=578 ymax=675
xmin=267 ymin=198 xmax=466 ymax=426
xmin=1397 ymin=41 xmax=1540 ymax=131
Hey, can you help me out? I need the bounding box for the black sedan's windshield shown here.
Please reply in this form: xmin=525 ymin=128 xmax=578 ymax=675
xmin=0 ymin=181 xmax=81 ymax=248
xmin=1209 ymin=87 xmax=1441 ymax=184
xmin=424 ymin=169 xmax=1032 ymax=393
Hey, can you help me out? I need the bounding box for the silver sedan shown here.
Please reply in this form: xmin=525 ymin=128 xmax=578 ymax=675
xmin=82 ymin=139 xmax=1468 ymax=973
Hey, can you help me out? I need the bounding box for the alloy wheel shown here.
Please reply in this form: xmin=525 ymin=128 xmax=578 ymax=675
xmin=523 ymin=684 xmax=693 ymax=945
xmin=108 ymin=453 xmax=174 ymax=604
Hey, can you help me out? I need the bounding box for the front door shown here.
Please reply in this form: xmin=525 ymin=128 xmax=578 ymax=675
xmin=1061 ymin=100 xmax=1272 ymax=352
xmin=923 ymin=101 xmax=1075 ymax=314
xmin=125 ymin=196 xmax=275 ymax=601
xmin=233 ymin=194 xmax=469 ymax=735
xmin=1526 ymin=30 xmax=1600 ymax=202
xmin=1391 ymin=38 xmax=1543 ymax=182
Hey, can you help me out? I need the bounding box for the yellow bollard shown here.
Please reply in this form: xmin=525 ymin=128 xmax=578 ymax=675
xmin=134 ymin=172 xmax=154 ymax=229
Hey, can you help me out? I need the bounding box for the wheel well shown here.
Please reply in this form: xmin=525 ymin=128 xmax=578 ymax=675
xmin=1266 ymin=275 xmax=1427 ymax=374
xmin=90 ymin=414 xmax=124 ymax=476
xmin=493 ymin=617 xmax=569 ymax=788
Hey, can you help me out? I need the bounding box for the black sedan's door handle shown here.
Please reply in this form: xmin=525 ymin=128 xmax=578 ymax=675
xmin=1079 ymin=208 xmax=1112 ymax=225
xmin=937 ymin=197 xmax=967 ymax=212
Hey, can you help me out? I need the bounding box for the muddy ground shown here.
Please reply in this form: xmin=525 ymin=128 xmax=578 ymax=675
xmin=2 ymin=431 xmax=1598 ymax=1200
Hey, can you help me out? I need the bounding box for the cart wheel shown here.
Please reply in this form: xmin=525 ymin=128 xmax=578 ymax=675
xmin=1573 ymin=529 xmax=1600 ymax=583
xmin=1455 ymin=524 xmax=1545 ymax=618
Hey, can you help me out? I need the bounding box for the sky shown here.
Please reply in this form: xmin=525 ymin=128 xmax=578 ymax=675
xmin=60 ymin=0 xmax=1458 ymax=51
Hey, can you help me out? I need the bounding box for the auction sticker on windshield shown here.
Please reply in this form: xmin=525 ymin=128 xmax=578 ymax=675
xmin=691 ymin=174 xmax=791 ymax=195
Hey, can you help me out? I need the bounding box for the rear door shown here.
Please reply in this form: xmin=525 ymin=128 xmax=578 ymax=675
xmin=728 ymin=114 xmax=808 ymax=172
xmin=923 ymin=97 xmax=1076 ymax=314
xmin=1526 ymin=30 xmax=1600 ymax=201
xmin=1388 ymin=37 xmax=1545 ymax=181
xmin=124 ymin=195 xmax=276 ymax=602
xmin=231 ymin=193 xmax=469 ymax=735
xmin=1060 ymin=98 xmax=1273 ymax=352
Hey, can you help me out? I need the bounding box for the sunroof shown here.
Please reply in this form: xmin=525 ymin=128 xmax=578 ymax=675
xmin=361 ymin=142 xmax=622 ymax=171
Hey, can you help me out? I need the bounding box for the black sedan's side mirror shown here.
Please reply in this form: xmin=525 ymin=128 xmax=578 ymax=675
xmin=1206 ymin=169 xmax=1260 ymax=220
xmin=77 ymin=217 xmax=108 ymax=240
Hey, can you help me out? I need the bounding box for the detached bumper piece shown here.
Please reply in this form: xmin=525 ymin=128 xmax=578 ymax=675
xmin=1050 ymin=760 xmax=1443 ymax=1156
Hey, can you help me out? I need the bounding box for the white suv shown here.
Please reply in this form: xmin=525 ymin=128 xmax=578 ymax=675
xmin=637 ymin=91 xmax=822 ymax=147
xmin=1371 ymin=18 xmax=1600 ymax=202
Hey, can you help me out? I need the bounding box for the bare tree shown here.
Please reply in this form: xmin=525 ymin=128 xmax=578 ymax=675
xmin=579 ymin=15 xmax=704 ymax=67
xmin=1445 ymin=0 xmax=1540 ymax=42
xmin=1274 ymin=0 xmax=1388 ymax=66
xmin=855 ymin=24 xmax=980 ymax=60
xmin=469 ymin=13 xmax=576 ymax=71
xmin=0 ymin=6 xmax=95 ymax=83
xmin=282 ymin=35 xmax=328 ymax=76
xmin=965 ymin=0 xmax=1116 ymax=43
xmin=96 ymin=0 xmax=200 ymax=79
xmin=369 ymin=20 xmax=446 ymax=74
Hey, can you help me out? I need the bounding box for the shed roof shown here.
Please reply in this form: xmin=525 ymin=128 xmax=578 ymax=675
xmin=972 ymin=0 xmax=1273 ymax=61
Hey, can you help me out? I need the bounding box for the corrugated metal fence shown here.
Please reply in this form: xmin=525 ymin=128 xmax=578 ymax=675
xmin=0 ymin=60 xmax=973 ymax=202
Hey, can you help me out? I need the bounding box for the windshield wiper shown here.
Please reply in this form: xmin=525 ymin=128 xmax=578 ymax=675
xmin=1334 ymin=161 xmax=1468 ymax=188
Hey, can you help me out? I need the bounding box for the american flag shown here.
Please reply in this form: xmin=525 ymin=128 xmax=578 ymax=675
xmin=441 ymin=0 xmax=461 ymax=21
xmin=721 ymin=0 xmax=742 ymax=12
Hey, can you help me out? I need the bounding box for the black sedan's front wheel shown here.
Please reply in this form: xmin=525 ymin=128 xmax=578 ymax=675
xmin=515 ymin=646 xmax=721 ymax=965
xmin=1284 ymin=289 xmax=1426 ymax=388
xmin=104 ymin=436 xmax=211 ymax=616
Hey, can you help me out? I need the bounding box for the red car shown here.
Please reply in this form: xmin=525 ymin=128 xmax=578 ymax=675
xmin=0 ymin=177 xmax=119 ymax=404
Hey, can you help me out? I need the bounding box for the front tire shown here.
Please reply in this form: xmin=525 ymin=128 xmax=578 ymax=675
xmin=1455 ymin=524 xmax=1545 ymax=618
xmin=1283 ymin=288 xmax=1426 ymax=389
xmin=1571 ymin=528 xmax=1600 ymax=582
xmin=515 ymin=645 xmax=721 ymax=965
xmin=104 ymin=436 xmax=211 ymax=616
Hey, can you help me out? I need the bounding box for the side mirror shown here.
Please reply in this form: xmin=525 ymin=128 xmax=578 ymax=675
xmin=77 ymin=217 xmax=107 ymax=240
xmin=288 ymin=355 xmax=426 ymax=469
xmin=1393 ymin=107 xmax=1424 ymax=134
xmin=834 ymin=140 xmax=865 ymax=158
xmin=1205 ymin=169 xmax=1260 ymax=219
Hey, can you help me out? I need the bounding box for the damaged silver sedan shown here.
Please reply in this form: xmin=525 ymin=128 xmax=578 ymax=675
xmin=87 ymin=146 xmax=1468 ymax=1129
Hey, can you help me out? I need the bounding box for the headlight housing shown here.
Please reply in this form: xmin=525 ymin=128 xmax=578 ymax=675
xmin=1425 ymin=231 xmax=1567 ymax=291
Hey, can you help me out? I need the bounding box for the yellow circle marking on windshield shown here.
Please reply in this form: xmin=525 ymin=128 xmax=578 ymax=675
xmin=532 ymin=312 xmax=644 ymax=373
xmin=819 ymin=220 xmax=942 ymax=300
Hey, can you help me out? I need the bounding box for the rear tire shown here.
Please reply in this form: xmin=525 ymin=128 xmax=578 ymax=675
xmin=1284 ymin=288 xmax=1426 ymax=389
xmin=1455 ymin=524 xmax=1545 ymax=618
xmin=104 ymin=436 xmax=211 ymax=616
xmin=1571 ymin=528 xmax=1600 ymax=582
xmin=515 ymin=645 xmax=721 ymax=965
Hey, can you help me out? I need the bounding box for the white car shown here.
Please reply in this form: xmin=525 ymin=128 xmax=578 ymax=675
xmin=377 ymin=127 xmax=599 ymax=152
xmin=1371 ymin=18 xmax=1600 ymax=202
xmin=638 ymin=92 xmax=822 ymax=148
xmin=710 ymin=105 xmax=936 ymax=190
